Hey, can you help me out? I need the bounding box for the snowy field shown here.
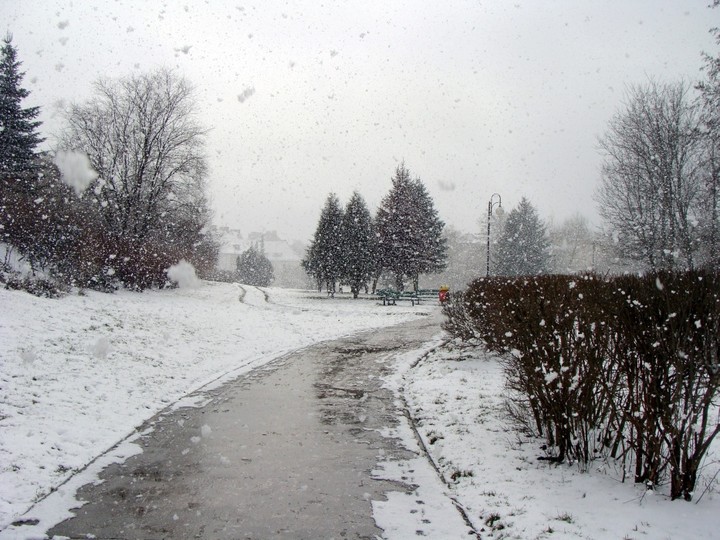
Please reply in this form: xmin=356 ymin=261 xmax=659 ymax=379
xmin=2 ymin=281 xmax=719 ymax=539
xmin=392 ymin=341 xmax=720 ymax=540
xmin=0 ymin=281 xmax=431 ymax=532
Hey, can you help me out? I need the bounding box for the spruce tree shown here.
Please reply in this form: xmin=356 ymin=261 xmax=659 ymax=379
xmin=302 ymin=193 xmax=344 ymax=294
xmin=0 ymin=34 xmax=43 ymax=177
xmin=340 ymin=191 xmax=376 ymax=298
xmin=376 ymin=164 xmax=447 ymax=290
xmin=494 ymin=197 xmax=550 ymax=276
xmin=408 ymin=178 xmax=448 ymax=279
xmin=0 ymin=35 xmax=50 ymax=274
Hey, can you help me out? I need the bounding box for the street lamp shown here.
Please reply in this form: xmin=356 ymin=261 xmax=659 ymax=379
xmin=486 ymin=193 xmax=502 ymax=277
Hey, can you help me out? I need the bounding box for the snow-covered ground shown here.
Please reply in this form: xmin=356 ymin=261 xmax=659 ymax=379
xmin=392 ymin=341 xmax=720 ymax=540
xmin=0 ymin=282 xmax=431 ymax=531
xmin=2 ymin=281 xmax=718 ymax=539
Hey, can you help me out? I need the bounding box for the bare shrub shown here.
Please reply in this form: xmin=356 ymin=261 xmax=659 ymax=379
xmin=445 ymin=271 xmax=720 ymax=500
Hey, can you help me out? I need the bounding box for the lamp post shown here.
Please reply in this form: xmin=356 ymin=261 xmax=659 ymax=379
xmin=486 ymin=193 xmax=502 ymax=277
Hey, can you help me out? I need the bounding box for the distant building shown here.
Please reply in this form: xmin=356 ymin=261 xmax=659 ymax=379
xmin=214 ymin=227 xmax=311 ymax=288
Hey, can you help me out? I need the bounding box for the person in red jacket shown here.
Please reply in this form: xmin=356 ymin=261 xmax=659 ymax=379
xmin=438 ymin=285 xmax=450 ymax=304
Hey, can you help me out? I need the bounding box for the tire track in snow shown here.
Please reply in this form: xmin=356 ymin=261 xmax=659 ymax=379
xmin=234 ymin=284 xmax=272 ymax=309
xmin=234 ymin=283 xmax=246 ymax=302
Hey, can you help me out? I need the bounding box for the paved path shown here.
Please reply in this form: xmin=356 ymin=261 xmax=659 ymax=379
xmin=48 ymin=313 xmax=446 ymax=539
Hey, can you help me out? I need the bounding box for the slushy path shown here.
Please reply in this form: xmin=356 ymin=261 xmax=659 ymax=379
xmin=47 ymin=312 xmax=459 ymax=539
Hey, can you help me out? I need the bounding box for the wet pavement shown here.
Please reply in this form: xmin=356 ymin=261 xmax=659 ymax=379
xmin=47 ymin=312 xmax=442 ymax=539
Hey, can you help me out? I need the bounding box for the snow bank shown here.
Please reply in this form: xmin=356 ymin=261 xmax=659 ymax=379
xmin=397 ymin=342 xmax=720 ymax=539
xmin=0 ymin=283 xmax=430 ymax=530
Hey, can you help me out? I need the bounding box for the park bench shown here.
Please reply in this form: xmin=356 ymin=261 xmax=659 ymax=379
xmin=376 ymin=288 xmax=448 ymax=306
xmin=376 ymin=289 xmax=420 ymax=306
xmin=416 ymin=289 xmax=441 ymax=303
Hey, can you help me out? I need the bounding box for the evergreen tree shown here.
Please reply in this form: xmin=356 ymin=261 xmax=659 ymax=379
xmin=236 ymin=243 xmax=274 ymax=286
xmin=340 ymin=191 xmax=376 ymax=298
xmin=376 ymin=164 xmax=447 ymax=290
xmin=0 ymin=34 xmax=43 ymax=177
xmin=302 ymin=193 xmax=344 ymax=294
xmin=409 ymin=178 xmax=448 ymax=278
xmin=494 ymin=197 xmax=550 ymax=276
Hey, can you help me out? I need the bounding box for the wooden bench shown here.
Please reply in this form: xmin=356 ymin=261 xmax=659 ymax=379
xmin=416 ymin=289 xmax=441 ymax=303
xmin=376 ymin=289 xmax=420 ymax=306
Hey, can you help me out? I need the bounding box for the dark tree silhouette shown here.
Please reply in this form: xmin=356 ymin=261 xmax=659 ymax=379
xmin=494 ymin=197 xmax=550 ymax=276
xmin=237 ymin=243 xmax=274 ymax=286
xmin=0 ymin=34 xmax=43 ymax=178
xmin=340 ymin=191 xmax=376 ymax=298
xmin=376 ymin=164 xmax=447 ymax=290
xmin=302 ymin=193 xmax=344 ymax=294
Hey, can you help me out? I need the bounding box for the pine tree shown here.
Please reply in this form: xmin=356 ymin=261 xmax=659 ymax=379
xmin=340 ymin=191 xmax=376 ymax=298
xmin=0 ymin=34 xmax=43 ymax=177
xmin=376 ymin=164 xmax=447 ymax=290
xmin=0 ymin=35 xmax=51 ymax=274
xmin=302 ymin=193 xmax=344 ymax=294
xmin=236 ymin=243 xmax=274 ymax=286
xmin=494 ymin=197 xmax=550 ymax=276
xmin=408 ymin=177 xmax=448 ymax=279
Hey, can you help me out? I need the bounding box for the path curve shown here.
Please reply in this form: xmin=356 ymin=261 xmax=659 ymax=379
xmin=36 ymin=313 xmax=472 ymax=539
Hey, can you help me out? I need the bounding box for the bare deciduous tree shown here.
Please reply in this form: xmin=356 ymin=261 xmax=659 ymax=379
xmin=697 ymin=28 xmax=720 ymax=270
xmin=596 ymin=80 xmax=703 ymax=271
xmin=548 ymin=214 xmax=597 ymax=274
xmin=58 ymin=68 xmax=209 ymax=244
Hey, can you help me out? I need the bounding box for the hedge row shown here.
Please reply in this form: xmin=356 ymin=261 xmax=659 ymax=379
xmin=443 ymin=272 xmax=720 ymax=501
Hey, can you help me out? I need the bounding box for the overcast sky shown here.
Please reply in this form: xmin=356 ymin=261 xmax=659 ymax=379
xmin=2 ymin=0 xmax=718 ymax=242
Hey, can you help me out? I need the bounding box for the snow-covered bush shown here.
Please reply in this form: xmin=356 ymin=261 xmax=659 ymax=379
xmin=3 ymin=272 xmax=68 ymax=298
xmin=441 ymin=291 xmax=480 ymax=341
xmin=446 ymin=271 xmax=720 ymax=501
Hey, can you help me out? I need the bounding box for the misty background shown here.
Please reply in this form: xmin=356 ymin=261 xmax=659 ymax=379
xmin=2 ymin=0 xmax=717 ymax=243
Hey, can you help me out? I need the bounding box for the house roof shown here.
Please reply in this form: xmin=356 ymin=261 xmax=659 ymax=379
xmin=215 ymin=228 xmax=303 ymax=262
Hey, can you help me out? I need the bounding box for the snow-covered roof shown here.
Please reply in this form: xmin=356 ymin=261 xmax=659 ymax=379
xmin=215 ymin=228 xmax=302 ymax=262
